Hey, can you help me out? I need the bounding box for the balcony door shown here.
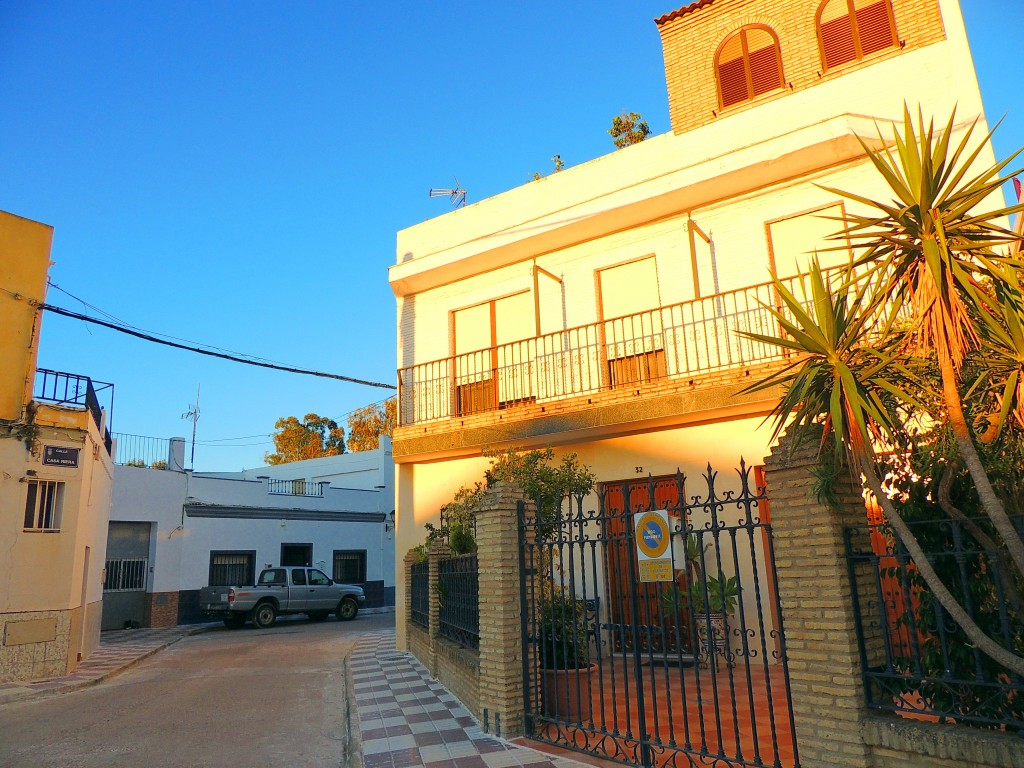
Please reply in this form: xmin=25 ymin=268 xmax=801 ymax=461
xmin=453 ymin=292 xmax=535 ymax=416
xmin=598 ymin=257 xmax=666 ymax=388
xmin=766 ymin=203 xmax=851 ymax=279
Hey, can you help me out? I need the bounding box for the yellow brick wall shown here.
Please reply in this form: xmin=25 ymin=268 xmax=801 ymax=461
xmin=657 ymin=0 xmax=947 ymax=134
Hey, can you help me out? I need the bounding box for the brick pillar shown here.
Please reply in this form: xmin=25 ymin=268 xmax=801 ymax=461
xmin=765 ymin=429 xmax=878 ymax=768
xmin=427 ymin=539 xmax=451 ymax=677
xmin=475 ymin=483 xmax=526 ymax=738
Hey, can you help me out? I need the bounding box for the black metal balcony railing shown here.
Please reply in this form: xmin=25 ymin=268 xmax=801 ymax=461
xmin=398 ymin=270 xmax=845 ymax=427
xmin=33 ymin=369 xmax=114 ymax=453
xmin=113 ymin=433 xmax=171 ymax=467
xmin=267 ymin=479 xmax=326 ymax=497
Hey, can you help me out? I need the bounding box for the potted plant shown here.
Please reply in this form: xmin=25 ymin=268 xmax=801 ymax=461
xmin=664 ymin=531 xmax=740 ymax=665
xmin=685 ymin=573 xmax=739 ymax=666
xmin=538 ymin=587 xmax=596 ymax=720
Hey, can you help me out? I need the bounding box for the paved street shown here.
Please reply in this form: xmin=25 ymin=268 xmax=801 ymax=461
xmin=0 ymin=613 xmax=395 ymax=768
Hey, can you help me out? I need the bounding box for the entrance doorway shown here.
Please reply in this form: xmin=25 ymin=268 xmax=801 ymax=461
xmin=101 ymin=522 xmax=151 ymax=630
xmin=281 ymin=543 xmax=312 ymax=567
xmin=519 ymin=462 xmax=799 ymax=768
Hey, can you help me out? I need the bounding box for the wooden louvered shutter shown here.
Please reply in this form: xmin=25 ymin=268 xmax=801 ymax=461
xmin=746 ymin=27 xmax=782 ymax=97
xmin=854 ymin=0 xmax=897 ymax=56
xmin=820 ymin=0 xmax=857 ymax=69
xmin=717 ymin=33 xmax=748 ymax=108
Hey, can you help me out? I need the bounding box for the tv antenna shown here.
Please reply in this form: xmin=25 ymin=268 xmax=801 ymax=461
xmin=181 ymin=383 xmax=200 ymax=469
xmin=429 ymin=177 xmax=467 ymax=208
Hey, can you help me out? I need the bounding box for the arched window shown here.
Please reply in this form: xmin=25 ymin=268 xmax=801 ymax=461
xmin=716 ymin=26 xmax=784 ymax=109
xmin=817 ymin=0 xmax=898 ymax=71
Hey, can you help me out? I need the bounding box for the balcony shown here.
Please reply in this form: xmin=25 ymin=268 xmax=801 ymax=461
xmin=397 ymin=271 xmax=838 ymax=434
xmin=267 ymin=479 xmax=327 ymax=497
xmin=33 ymin=368 xmax=114 ymax=453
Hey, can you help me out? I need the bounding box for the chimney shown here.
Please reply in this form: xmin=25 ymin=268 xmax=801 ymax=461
xmin=168 ymin=437 xmax=186 ymax=472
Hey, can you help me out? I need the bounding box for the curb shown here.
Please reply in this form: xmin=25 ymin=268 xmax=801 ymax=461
xmin=343 ymin=651 xmax=363 ymax=768
xmin=0 ymin=625 xmax=213 ymax=707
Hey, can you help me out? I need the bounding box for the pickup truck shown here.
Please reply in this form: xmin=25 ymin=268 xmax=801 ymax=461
xmin=199 ymin=566 xmax=365 ymax=629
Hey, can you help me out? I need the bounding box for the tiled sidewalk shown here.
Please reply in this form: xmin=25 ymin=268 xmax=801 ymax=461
xmin=350 ymin=632 xmax=591 ymax=768
xmin=0 ymin=625 xmax=212 ymax=706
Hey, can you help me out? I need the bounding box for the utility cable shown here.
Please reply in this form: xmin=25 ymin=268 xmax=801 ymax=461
xmin=39 ymin=303 xmax=396 ymax=390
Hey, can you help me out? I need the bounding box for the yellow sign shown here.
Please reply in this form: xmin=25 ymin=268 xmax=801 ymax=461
xmin=638 ymin=560 xmax=673 ymax=583
xmin=634 ymin=509 xmax=673 ymax=583
xmin=635 ymin=511 xmax=670 ymax=558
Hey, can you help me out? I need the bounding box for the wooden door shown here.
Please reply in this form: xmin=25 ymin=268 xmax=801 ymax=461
xmin=602 ymin=475 xmax=690 ymax=653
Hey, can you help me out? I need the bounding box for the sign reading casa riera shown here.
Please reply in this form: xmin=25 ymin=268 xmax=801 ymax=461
xmin=42 ymin=445 xmax=80 ymax=468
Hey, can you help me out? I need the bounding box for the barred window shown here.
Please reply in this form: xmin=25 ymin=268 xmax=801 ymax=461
xmin=104 ymin=558 xmax=148 ymax=592
xmin=24 ymin=480 xmax=64 ymax=531
xmin=716 ymin=25 xmax=784 ymax=109
xmin=818 ymin=0 xmax=898 ymax=71
xmin=209 ymin=551 xmax=256 ymax=586
xmin=333 ymin=550 xmax=366 ymax=584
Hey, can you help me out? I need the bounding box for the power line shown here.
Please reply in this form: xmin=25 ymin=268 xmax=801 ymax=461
xmin=194 ymin=441 xmax=272 ymax=448
xmin=40 ymin=303 xmax=396 ymax=390
xmin=47 ymin=279 xmax=286 ymax=365
xmin=197 ymin=433 xmax=273 ymax=443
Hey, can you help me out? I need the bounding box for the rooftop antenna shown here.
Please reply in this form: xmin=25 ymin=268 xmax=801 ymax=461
xmin=429 ymin=177 xmax=467 ymax=208
xmin=181 ymin=384 xmax=200 ymax=469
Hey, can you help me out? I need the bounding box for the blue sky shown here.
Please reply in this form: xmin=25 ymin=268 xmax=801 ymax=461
xmin=2 ymin=2 xmax=1022 ymax=470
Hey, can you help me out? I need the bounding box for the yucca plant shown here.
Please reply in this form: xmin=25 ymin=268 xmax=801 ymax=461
xmin=741 ymin=106 xmax=1024 ymax=677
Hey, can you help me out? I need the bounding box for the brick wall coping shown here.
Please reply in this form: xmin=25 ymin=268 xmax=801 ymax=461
xmin=864 ymin=715 xmax=1024 ymax=768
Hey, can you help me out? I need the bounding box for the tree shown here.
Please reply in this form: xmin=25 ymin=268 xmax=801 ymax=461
xmin=609 ymin=111 xmax=650 ymax=148
xmin=743 ymin=107 xmax=1024 ymax=675
xmin=346 ymin=397 xmax=396 ymax=452
xmin=264 ymin=413 xmax=346 ymax=465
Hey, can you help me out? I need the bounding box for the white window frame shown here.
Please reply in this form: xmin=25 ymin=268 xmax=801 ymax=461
xmin=23 ymin=479 xmax=65 ymax=531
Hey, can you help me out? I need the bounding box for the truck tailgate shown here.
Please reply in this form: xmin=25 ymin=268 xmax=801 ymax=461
xmin=199 ymin=586 xmax=232 ymax=609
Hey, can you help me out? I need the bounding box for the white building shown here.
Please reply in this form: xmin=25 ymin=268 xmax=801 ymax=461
xmin=388 ymin=0 xmax=1002 ymax=651
xmin=106 ymin=438 xmax=395 ymax=629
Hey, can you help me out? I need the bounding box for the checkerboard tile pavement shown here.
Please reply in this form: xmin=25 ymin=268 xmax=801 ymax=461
xmin=350 ymin=632 xmax=591 ymax=768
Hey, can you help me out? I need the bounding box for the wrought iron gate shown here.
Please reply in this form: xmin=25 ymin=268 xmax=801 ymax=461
xmin=518 ymin=461 xmax=800 ymax=768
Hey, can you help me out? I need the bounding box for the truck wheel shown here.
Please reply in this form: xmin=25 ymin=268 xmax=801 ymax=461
xmin=252 ymin=602 xmax=277 ymax=629
xmin=307 ymin=611 xmax=329 ymax=622
xmin=336 ymin=598 xmax=358 ymax=622
xmin=223 ymin=615 xmax=246 ymax=629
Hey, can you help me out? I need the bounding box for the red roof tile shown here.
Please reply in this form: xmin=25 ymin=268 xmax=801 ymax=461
xmin=655 ymin=0 xmax=715 ymax=26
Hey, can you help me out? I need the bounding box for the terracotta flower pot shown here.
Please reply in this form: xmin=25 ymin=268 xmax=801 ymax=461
xmin=540 ymin=663 xmax=598 ymax=721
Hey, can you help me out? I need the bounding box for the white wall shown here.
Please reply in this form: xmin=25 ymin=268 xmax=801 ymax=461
xmin=111 ymin=462 xmax=395 ymax=596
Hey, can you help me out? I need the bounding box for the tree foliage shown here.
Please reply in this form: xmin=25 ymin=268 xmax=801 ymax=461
xmin=346 ymin=397 xmax=396 ymax=452
xmin=609 ymin=111 xmax=650 ymax=148
xmin=419 ymin=448 xmax=597 ymax=554
xmin=264 ymin=413 xmax=346 ymax=465
xmin=742 ymin=106 xmax=1024 ymax=676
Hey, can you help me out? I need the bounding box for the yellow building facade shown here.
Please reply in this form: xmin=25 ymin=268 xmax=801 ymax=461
xmin=0 ymin=210 xmax=114 ymax=682
xmin=390 ymin=0 xmax=1001 ymax=650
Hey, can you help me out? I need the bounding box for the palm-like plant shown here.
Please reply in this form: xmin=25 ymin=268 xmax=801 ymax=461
xmin=827 ymin=107 xmax=1024 ymax=578
xmin=744 ymin=261 xmax=1024 ymax=675
xmin=742 ymin=107 xmax=1024 ymax=676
